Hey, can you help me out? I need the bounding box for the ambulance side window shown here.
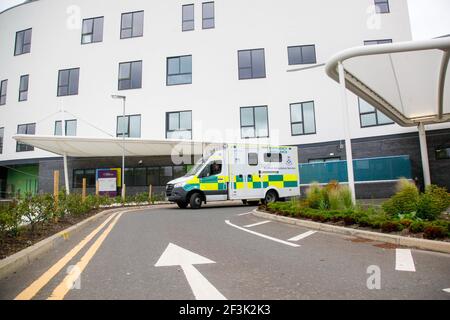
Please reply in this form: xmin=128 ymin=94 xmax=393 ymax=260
xmin=264 ymin=153 xmax=282 ymax=163
xmin=201 ymin=161 xmax=222 ymax=177
xmin=248 ymin=153 xmax=258 ymax=166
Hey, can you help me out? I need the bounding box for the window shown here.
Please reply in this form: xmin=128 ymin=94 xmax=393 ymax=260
xmin=238 ymin=49 xmax=266 ymax=80
xmin=118 ymin=61 xmax=142 ymax=90
xmin=166 ymin=111 xmax=192 ymax=139
xmin=73 ymin=169 xmax=96 ymax=188
xmin=167 ymin=55 xmax=192 ymax=85
xmin=364 ymin=39 xmax=392 ymax=46
xmin=121 ymin=11 xmax=144 ymax=39
xmin=359 ymin=98 xmax=394 ymax=127
xmin=436 ymin=147 xmax=450 ymax=160
xmin=308 ymin=158 xmax=341 ymax=163
xmin=16 ymin=123 xmax=35 ymax=152
xmin=55 ymin=120 xmax=77 ymax=136
xmin=264 ymin=153 xmax=282 ymax=163
xmin=125 ymin=167 xmax=147 ymax=187
xmin=15 ymin=28 xmax=32 ymax=55
xmin=57 ymin=68 xmax=80 ymax=96
xmin=201 ymin=161 xmax=222 ymax=177
xmin=0 ymin=127 xmax=4 ymax=154
xmin=248 ymin=153 xmax=258 ymax=166
xmin=202 ymin=2 xmax=215 ymax=29
xmin=81 ymin=17 xmax=104 ymax=44
xmin=160 ymin=166 xmax=174 ymax=185
xmin=0 ymin=80 xmax=7 ymax=105
xmin=117 ymin=115 xmax=141 ymax=138
xmin=147 ymin=167 xmax=160 ymax=186
xmin=240 ymin=106 xmax=269 ymax=139
xmin=288 ymin=45 xmax=317 ymax=65
xmin=182 ymin=4 xmax=194 ymax=31
xmin=375 ymin=0 xmax=390 ymax=13
xmin=19 ymin=75 xmax=29 ymax=102
xmin=290 ymin=101 xmax=316 ymax=136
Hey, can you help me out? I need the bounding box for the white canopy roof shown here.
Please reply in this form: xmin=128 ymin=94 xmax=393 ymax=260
xmin=325 ymin=37 xmax=450 ymax=127
xmin=13 ymin=135 xmax=223 ymax=157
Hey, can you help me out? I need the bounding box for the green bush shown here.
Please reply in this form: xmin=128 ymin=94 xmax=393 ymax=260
xmin=306 ymin=183 xmax=322 ymax=209
xmin=416 ymin=185 xmax=450 ymax=221
xmin=423 ymin=225 xmax=447 ymax=240
xmin=340 ymin=187 xmax=354 ymax=210
xmin=409 ymin=221 xmax=426 ymax=233
xmin=382 ymin=179 xmax=419 ymax=217
xmin=381 ymin=221 xmax=403 ymax=233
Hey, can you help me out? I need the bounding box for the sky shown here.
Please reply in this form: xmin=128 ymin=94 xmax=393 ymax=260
xmin=0 ymin=0 xmax=449 ymax=40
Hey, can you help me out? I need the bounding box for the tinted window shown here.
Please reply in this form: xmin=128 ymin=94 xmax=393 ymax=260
xmin=73 ymin=169 xmax=96 ymax=188
xmin=202 ymin=2 xmax=215 ymax=29
xmin=0 ymin=80 xmax=7 ymax=105
xmin=117 ymin=115 xmax=141 ymax=138
xmin=375 ymin=0 xmax=390 ymax=13
xmin=58 ymin=68 xmax=79 ymax=96
xmin=82 ymin=17 xmax=104 ymax=44
xmin=121 ymin=11 xmax=144 ymax=39
xmin=238 ymin=49 xmax=266 ymax=80
xmin=16 ymin=123 xmax=35 ymax=152
xmin=264 ymin=153 xmax=282 ymax=163
xmin=0 ymin=127 xmax=4 ymax=154
xmin=290 ymin=101 xmax=316 ymax=135
xmin=240 ymin=106 xmax=269 ymax=139
xmin=166 ymin=111 xmax=192 ymax=139
xmin=358 ymin=98 xmax=394 ymax=128
xmin=182 ymin=4 xmax=194 ymax=31
xmin=288 ymin=45 xmax=317 ymax=65
xmin=19 ymin=75 xmax=29 ymax=102
xmin=167 ymin=56 xmax=192 ymax=85
xmin=118 ymin=61 xmax=142 ymax=90
xmin=364 ymin=39 xmax=392 ymax=46
xmin=436 ymin=147 xmax=450 ymax=160
xmin=15 ymin=28 xmax=32 ymax=55
xmin=248 ymin=153 xmax=258 ymax=166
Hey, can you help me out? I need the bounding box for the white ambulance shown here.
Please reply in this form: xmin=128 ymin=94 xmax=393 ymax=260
xmin=166 ymin=144 xmax=300 ymax=209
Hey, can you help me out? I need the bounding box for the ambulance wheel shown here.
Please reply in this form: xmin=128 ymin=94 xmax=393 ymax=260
xmin=190 ymin=193 xmax=203 ymax=209
xmin=264 ymin=190 xmax=278 ymax=204
xmin=242 ymin=200 xmax=248 ymax=205
xmin=177 ymin=201 xmax=188 ymax=209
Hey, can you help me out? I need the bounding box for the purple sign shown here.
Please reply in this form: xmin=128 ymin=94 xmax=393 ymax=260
xmin=98 ymin=170 xmax=118 ymax=197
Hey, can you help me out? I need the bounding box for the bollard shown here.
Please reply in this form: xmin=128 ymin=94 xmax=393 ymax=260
xmin=82 ymin=178 xmax=87 ymax=202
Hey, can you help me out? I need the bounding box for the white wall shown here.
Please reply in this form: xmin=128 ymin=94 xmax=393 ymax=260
xmin=1 ymin=0 xmax=443 ymax=162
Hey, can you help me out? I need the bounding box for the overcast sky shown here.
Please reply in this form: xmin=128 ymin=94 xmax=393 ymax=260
xmin=0 ymin=0 xmax=449 ymax=39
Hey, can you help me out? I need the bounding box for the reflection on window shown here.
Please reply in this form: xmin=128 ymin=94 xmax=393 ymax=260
xmin=240 ymin=106 xmax=269 ymax=139
xmin=359 ymin=98 xmax=394 ymax=128
xmin=167 ymin=56 xmax=192 ymax=85
xmin=290 ymin=101 xmax=316 ymax=136
xmin=117 ymin=115 xmax=141 ymax=138
xmin=238 ymin=49 xmax=266 ymax=80
xmin=166 ymin=111 xmax=192 ymax=140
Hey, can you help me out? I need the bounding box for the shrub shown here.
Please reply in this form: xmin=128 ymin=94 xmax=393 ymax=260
xmin=381 ymin=221 xmax=403 ymax=233
xmin=423 ymin=225 xmax=447 ymax=240
xmin=328 ymin=189 xmax=341 ymax=210
xmin=382 ymin=179 xmax=419 ymax=217
xmin=409 ymin=221 xmax=426 ymax=233
xmin=339 ymin=187 xmax=354 ymax=210
xmin=416 ymin=185 xmax=450 ymax=221
xmin=306 ymin=183 xmax=322 ymax=209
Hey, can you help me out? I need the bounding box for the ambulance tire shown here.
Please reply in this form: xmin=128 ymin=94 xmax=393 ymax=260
xmin=264 ymin=190 xmax=278 ymax=204
xmin=177 ymin=201 xmax=188 ymax=209
xmin=190 ymin=192 xmax=203 ymax=209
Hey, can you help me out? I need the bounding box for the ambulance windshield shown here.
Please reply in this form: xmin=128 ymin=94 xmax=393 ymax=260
xmin=185 ymin=157 xmax=207 ymax=176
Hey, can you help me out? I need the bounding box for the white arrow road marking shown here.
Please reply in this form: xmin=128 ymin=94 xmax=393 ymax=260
xmin=225 ymin=220 xmax=300 ymax=248
xmin=244 ymin=220 xmax=271 ymax=228
xmin=155 ymin=243 xmax=226 ymax=300
xmin=395 ymin=249 xmax=416 ymax=272
xmin=288 ymin=230 xmax=317 ymax=242
xmin=443 ymin=288 xmax=450 ymax=293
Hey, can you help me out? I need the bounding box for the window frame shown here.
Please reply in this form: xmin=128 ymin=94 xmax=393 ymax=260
xmin=240 ymin=106 xmax=269 ymax=139
xmin=290 ymin=101 xmax=317 ymax=136
xmin=166 ymin=55 xmax=193 ymax=86
xmin=0 ymin=127 xmax=4 ymax=154
xmin=0 ymin=80 xmax=7 ymax=106
xmin=16 ymin=123 xmax=36 ymax=152
xmin=18 ymin=75 xmax=29 ymax=102
xmin=287 ymin=45 xmax=317 ymax=65
xmin=238 ymin=48 xmax=266 ymax=80
xmin=81 ymin=16 xmax=104 ymax=45
xmin=14 ymin=28 xmax=32 ymax=56
xmin=182 ymin=4 xmax=195 ymax=32
xmin=118 ymin=60 xmax=143 ymax=91
xmin=116 ymin=114 xmax=142 ymax=138
xmin=436 ymin=147 xmax=450 ymax=160
xmin=54 ymin=119 xmax=77 ymax=136
xmin=364 ymin=39 xmax=393 ymax=46
xmin=57 ymin=68 xmax=80 ymax=97
xmin=166 ymin=110 xmax=193 ymax=139
xmin=374 ymin=0 xmax=390 ymax=14
xmin=120 ymin=10 xmax=144 ymax=39
xmin=72 ymin=169 xmax=96 ymax=188
xmin=202 ymin=2 xmax=215 ymax=29
xmin=358 ymin=98 xmax=394 ymax=128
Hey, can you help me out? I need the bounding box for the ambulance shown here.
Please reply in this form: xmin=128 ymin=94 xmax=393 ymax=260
xmin=166 ymin=144 xmax=300 ymax=209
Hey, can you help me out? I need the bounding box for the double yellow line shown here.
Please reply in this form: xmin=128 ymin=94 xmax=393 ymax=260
xmin=15 ymin=209 xmax=129 ymax=300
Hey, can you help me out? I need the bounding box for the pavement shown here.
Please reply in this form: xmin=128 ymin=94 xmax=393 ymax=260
xmin=0 ymin=203 xmax=449 ymax=300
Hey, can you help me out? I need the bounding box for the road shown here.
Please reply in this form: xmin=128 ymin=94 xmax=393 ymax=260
xmin=1 ymin=203 xmax=449 ymax=300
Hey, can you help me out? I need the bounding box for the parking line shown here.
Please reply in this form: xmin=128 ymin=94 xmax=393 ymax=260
xmin=237 ymin=212 xmax=252 ymax=216
xmin=225 ymin=220 xmax=300 ymax=248
xmin=288 ymin=231 xmax=317 ymax=242
xmin=15 ymin=211 xmax=121 ymax=300
xmin=395 ymin=249 xmax=416 ymax=272
xmin=244 ymin=221 xmax=271 ymax=228
xmin=443 ymin=288 xmax=450 ymax=293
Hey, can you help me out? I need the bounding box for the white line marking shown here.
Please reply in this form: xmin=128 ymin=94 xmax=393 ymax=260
xmin=443 ymin=288 xmax=450 ymax=293
xmin=288 ymin=230 xmax=317 ymax=242
xmin=237 ymin=212 xmax=251 ymax=216
xmin=155 ymin=243 xmax=226 ymax=300
xmin=395 ymin=249 xmax=416 ymax=272
xmin=225 ymin=220 xmax=300 ymax=248
xmin=244 ymin=220 xmax=271 ymax=228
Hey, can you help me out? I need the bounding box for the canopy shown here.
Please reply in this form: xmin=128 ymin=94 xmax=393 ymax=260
xmin=12 ymin=135 xmax=222 ymax=157
xmin=325 ymin=37 xmax=450 ymax=127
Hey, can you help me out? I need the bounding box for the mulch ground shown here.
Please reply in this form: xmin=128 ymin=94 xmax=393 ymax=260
xmin=0 ymin=210 xmax=103 ymax=260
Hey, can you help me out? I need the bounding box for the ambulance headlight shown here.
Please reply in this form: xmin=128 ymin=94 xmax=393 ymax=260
xmin=174 ymin=182 xmax=187 ymax=189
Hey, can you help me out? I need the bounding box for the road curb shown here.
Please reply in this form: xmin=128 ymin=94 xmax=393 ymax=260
xmin=0 ymin=205 xmax=164 ymax=280
xmin=253 ymin=209 xmax=450 ymax=254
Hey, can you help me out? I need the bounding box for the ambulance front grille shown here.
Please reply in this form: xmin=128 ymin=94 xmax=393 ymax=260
xmin=166 ymin=184 xmax=174 ymax=197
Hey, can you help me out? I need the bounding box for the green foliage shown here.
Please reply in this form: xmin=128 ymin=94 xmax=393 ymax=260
xmin=416 ymin=185 xmax=450 ymax=221
xmin=340 ymin=187 xmax=354 ymax=210
xmin=423 ymin=225 xmax=447 ymax=240
xmin=306 ymin=183 xmax=322 ymax=209
xmin=409 ymin=221 xmax=426 ymax=233
xmin=305 ymin=182 xmax=354 ymax=211
xmin=382 ymin=179 xmax=419 ymax=217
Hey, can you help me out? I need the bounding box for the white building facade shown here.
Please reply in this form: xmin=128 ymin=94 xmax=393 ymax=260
xmin=0 ymin=0 xmax=449 ymax=198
